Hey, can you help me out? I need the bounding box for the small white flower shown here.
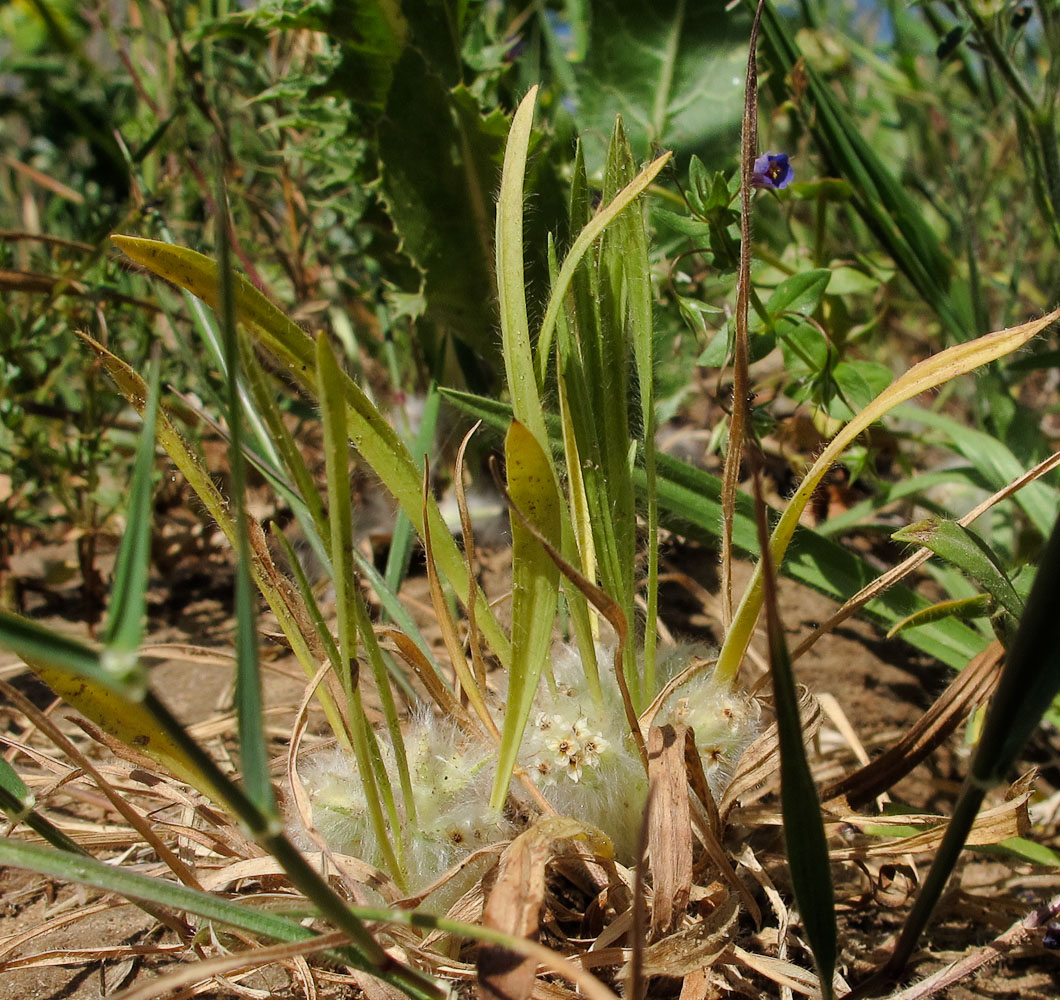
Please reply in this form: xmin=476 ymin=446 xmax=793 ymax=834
xmin=533 ymin=759 xmax=558 ymax=787
xmin=548 ymin=734 xmax=579 ymax=762
xmin=564 ymin=753 xmax=584 ymax=783
xmin=535 ymin=712 xmax=563 ymax=733
xmin=582 ymin=734 xmax=609 ymax=765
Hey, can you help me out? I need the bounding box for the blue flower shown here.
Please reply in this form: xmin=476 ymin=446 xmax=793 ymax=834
xmin=751 ymin=152 xmax=794 ymax=190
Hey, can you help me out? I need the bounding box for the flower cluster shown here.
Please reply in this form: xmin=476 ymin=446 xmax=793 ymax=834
xmin=297 ymin=641 xmax=760 ymax=883
xmin=530 ymin=711 xmax=611 ymax=785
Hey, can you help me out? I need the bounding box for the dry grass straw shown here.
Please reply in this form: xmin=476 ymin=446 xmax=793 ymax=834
xmin=1 ymin=643 xmax=1050 ymax=1000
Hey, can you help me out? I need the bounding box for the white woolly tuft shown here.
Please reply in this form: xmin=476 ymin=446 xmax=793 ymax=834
xmin=297 ymin=713 xmax=512 ymax=895
xmin=296 ymin=639 xmax=759 ymax=883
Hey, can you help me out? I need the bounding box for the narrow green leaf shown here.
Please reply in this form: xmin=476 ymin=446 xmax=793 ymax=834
xmin=716 ymin=306 xmax=1060 ymax=686
xmin=886 ymin=506 xmax=1060 ymax=975
xmin=0 ymin=838 xmax=442 ymax=1000
xmin=497 ymin=86 xmax=548 ymax=449
xmin=895 ymin=404 xmax=1057 ymax=538
xmin=218 ymin=193 xmax=275 ymax=819
xmin=534 ymin=148 xmax=673 ymax=388
xmin=886 ymin=594 xmax=993 ymax=638
xmin=315 ymin=331 xmax=403 ymax=884
xmin=489 ymin=421 xmax=562 ymax=811
xmin=99 ymin=353 xmax=160 ymax=683
xmin=439 ymin=387 xmax=990 ymax=670
xmin=753 ymin=475 xmax=836 ymax=1000
xmin=892 ymin=518 xmax=1024 ymax=620
xmin=239 ymin=325 xmax=328 ymax=547
xmin=384 ymin=382 xmax=441 ymax=601
xmin=78 ymin=334 xmax=355 ymax=750
xmin=316 ymin=331 xmax=357 ymax=705
xmin=0 ymin=757 xmax=86 ymax=855
xmin=0 ymin=611 xmax=127 ymax=696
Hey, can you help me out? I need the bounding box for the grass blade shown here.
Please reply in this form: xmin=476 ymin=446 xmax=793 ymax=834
xmin=751 ymin=461 xmax=836 ymax=1000
xmin=883 ymin=505 xmax=1060 ymax=978
xmin=110 ymin=235 xmax=511 ymax=667
xmin=217 ymin=183 xmax=274 ymax=819
xmin=440 ymin=388 xmax=991 ymax=669
xmin=316 ymin=328 xmax=404 ymax=884
xmin=99 ymin=351 xmax=160 ymax=680
xmin=0 ymin=756 xmax=86 ymax=856
xmin=0 ymin=839 xmax=443 ymax=1000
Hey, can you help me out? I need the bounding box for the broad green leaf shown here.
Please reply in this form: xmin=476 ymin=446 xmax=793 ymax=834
xmin=892 ymin=518 xmax=1024 ymax=621
xmin=827 ymin=265 xmax=881 ymax=296
xmin=300 ymin=0 xmax=408 ymax=120
xmin=766 ymin=268 xmax=832 ymax=325
xmin=829 ymin=360 xmax=894 ymax=415
xmin=377 ymin=56 xmax=506 ymax=360
xmin=490 ymin=421 xmax=562 ymax=811
xmin=778 ymin=323 xmax=831 ymax=375
xmin=571 ymin=0 xmax=748 ymax=168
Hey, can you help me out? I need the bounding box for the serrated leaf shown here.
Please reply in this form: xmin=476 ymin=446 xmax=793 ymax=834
xmin=377 ymin=49 xmax=504 ymax=360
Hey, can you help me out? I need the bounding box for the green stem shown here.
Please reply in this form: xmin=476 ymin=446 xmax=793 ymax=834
xmin=955 ymin=0 xmax=1038 ymax=113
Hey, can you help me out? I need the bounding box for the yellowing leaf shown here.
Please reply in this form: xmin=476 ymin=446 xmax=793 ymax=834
xmin=716 ymin=306 xmax=1060 ymax=685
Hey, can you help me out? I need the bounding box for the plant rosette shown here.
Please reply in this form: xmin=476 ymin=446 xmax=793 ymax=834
xmin=296 ymin=641 xmax=760 ymax=891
